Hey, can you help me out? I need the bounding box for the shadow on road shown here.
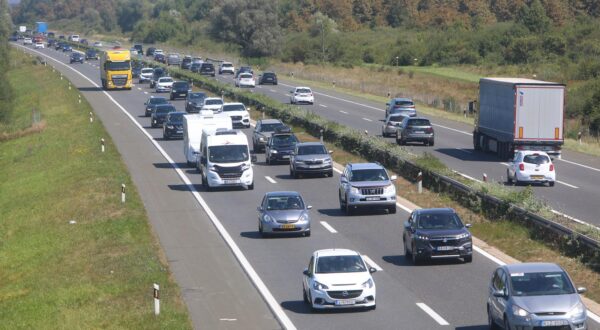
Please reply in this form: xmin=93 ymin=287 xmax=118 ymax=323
xmin=168 ymin=184 xmax=199 ymax=192
xmin=382 ymin=255 xmax=466 ymax=267
xmin=455 ymin=325 xmax=489 ymax=330
xmin=317 ymin=208 xmax=344 ymax=217
xmin=280 ymin=300 xmax=370 ymax=314
xmin=153 ymin=162 xmax=189 ymax=169
xmin=77 ymin=86 xmax=103 ymax=92
xmin=435 ymin=148 xmax=501 ymax=163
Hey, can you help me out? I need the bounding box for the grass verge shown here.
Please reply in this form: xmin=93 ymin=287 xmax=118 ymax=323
xmin=0 ymin=49 xmax=191 ymax=328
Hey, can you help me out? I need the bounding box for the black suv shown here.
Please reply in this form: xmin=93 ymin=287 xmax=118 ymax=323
xmin=403 ymin=208 xmax=473 ymax=264
xmin=133 ymin=44 xmax=143 ymax=55
xmin=69 ymin=52 xmax=84 ymax=64
xmin=150 ymin=68 xmax=167 ymax=88
xmin=162 ymin=111 xmax=186 ymax=140
xmin=146 ymin=47 xmax=156 ymax=57
xmin=85 ymin=49 xmax=98 ymax=60
xmin=185 ymin=92 xmax=207 ymax=113
xmin=170 ymin=81 xmax=190 ymax=100
xmin=265 ymin=126 xmax=299 ymax=164
xmin=199 ymin=63 xmax=215 ymax=77
xmin=258 ymin=72 xmax=278 ymax=85
xmin=144 ymin=96 xmax=169 ymax=117
xmin=151 ymin=104 xmax=177 ymax=128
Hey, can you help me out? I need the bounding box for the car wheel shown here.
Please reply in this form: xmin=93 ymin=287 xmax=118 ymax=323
xmin=506 ymin=170 xmax=513 ymax=184
xmin=504 ymin=317 xmax=511 ymax=330
xmin=548 ymin=181 xmax=555 ymax=187
xmin=464 ymin=255 xmax=473 ymax=263
xmin=304 ymin=230 xmax=311 ymax=237
xmin=429 ymin=139 xmax=435 ymax=146
xmin=411 ymin=244 xmax=421 ymax=264
xmin=382 ymin=129 xmax=387 ymax=138
xmin=488 ymin=306 xmax=499 ymax=330
xmin=404 ymin=240 xmax=412 ymax=258
xmin=258 ymin=222 xmax=263 ymax=234
xmin=266 ymin=155 xmax=270 ymax=165
xmin=369 ymin=304 xmax=376 ymax=311
xmin=303 ymin=287 xmax=309 ymax=304
xmin=345 ymin=197 xmax=353 ymax=216
xmin=339 ymin=194 xmax=346 ymax=212
xmin=248 ymin=182 xmax=254 ymax=190
xmin=389 ymin=206 xmax=397 ymax=214
xmin=293 ymin=170 xmax=300 ymax=179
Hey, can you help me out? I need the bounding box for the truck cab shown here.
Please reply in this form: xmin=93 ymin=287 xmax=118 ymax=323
xmin=100 ymin=49 xmax=133 ymax=90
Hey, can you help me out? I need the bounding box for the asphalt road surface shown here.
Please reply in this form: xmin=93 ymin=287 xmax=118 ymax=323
xmin=15 ymin=43 xmax=600 ymax=330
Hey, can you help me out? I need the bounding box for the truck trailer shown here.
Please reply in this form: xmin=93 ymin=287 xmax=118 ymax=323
xmin=473 ymin=78 xmax=565 ymax=159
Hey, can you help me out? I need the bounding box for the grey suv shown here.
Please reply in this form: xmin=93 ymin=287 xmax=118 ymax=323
xmin=338 ymin=163 xmax=397 ymax=215
xmin=290 ymin=142 xmax=333 ymax=178
xmin=396 ymin=117 xmax=435 ymax=146
xmin=487 ymin=263 xmax=587 ymax=330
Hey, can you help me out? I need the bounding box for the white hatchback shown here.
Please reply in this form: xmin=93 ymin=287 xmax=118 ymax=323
xmin=507 ymin=150 xmax=556 ymax=186
xmin=235 ymin=72 xmax=255 ymax=88
xmin=302 ymin=249 xmax=377 ymax=310
xmin=290 ymin=87 xmax=314 ymax=105
xmin=34 ymin=42 xmax=44 ymax=49
xmin=201 ymin=97 xmax=224 ymax=114
xmin=155 ymin=77 xmax=174 ymax=93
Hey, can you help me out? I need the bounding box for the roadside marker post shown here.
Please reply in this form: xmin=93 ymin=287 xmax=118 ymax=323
xmin=320 ymin=129 xmax=324 ymax=142
xmin=483 ymin=173 xmax=488 ymax=182
xmin=101 ymin=138 xmax=105 ymax=153
xmin=89 ymin=112 xmax=93 ymax=123
xmin=417 ymin=171 xmax=423 ymax=194
xmin=153 ymin=283 xmax=160 ymax=316
xmin=121 ymin=184 xmax=126 ymax=203
xmin=78 ymin=94 xmax=81 ymax=104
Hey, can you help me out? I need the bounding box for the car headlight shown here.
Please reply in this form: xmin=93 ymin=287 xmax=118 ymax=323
xmin=350 ymin=186 xmax=360 ymax=194
xmin=323 ymin=158 xmax=332 ymax=163
xmin=298 ymin=213 xmax=308 ymax=222
xmin=362 ymin=278 xmax=374 ymax=289
xmin=241 ymin=164 xmax=251 ymax=171
xmin=568 ymin=302 xmax=586 ymax=318
xmin=263 ymin=214 xmax=274 ymax=223
xmin=384 ymin=184 xmax=395 ymax=194
xmin=294 ymin=160 xmax=305 ymax=165
xmin=415 ymin=234 xmax=429 ymax=240
xmin=166 ymin=125 xmax=174 ymax=129
xmin=259 ymin=137 xmax=265 ymax=142
xmin=270 ymin=149 xmax=278 ymax=154
xmin=456 ymin=232 xmax=471 ymax=240
xmin=511 ymin=305 xmax=530 ymax=318
xmin=312 ymin=281 xmax=328 ymax=291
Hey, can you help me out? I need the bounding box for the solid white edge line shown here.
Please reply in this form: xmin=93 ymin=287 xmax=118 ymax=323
xmin=265 ymin=176 xmax=277 ymax=184
xmin=362 ymin=117 xmax=373 ymax=122
xmin=339 ymin=110 xmax=348 ymax=114
xmin=472 ymin=246 xmax=506 ymax=266
xmin=361 ymin=255 xmax=383 ymax=271
xmin=319 ymin=221 xmax=337 ymax=233
xmin=17 ymin=45 xmax=297 ymax=330
xmin=556 ymin=180 xmax=579 ymax=189
xmin=432 ymin=123 xmax=472 ymax=136
xmin=416 ymin=302 xmax=450 ymax=326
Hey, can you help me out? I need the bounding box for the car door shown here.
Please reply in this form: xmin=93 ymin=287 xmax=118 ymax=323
xmin=340 ymin=166 xmax=351 ymax=202
xmin=303 ymin=256 xmax=315 ymax=295
xmin=489 ymin=269 xmax=508 ymax=323
xmin=406 ymin=214 xmax=417 ymax=253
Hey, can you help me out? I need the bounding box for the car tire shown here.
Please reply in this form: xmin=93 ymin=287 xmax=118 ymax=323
xmin=248 ymin=182 xmax=254 ymax=190
xmin=382 ymin=130 xmax=388 ymax=138
xmin=266 ymin=155 xmax=270 ymax=165
xmin=504 ymin=317 xmax=511 ymax=330
xmin=327 ymin=171 xmax=333 ymax=177
xmin=506 ymin=170 xmax=513 ymax=185
xmin=303 ymin=287 xmax=309 ymax=304
xmin=304 ymin=230 xmax=311 ymax=237
xmin=388 ymin=206 xmax=397 ymax=214
xmin=339 ymin=194 xmax=346 ymax=212
xmin=548 ymin=181 xmax=555 ymax=187
xmin=488 ymin=306 xmax=499 ymax=330
xmin=369 ymin=304 xmax=376 ymax=311
xmin=429 ymin=139 xmax=435 ymax=146
xmin=411 ymin=244 xmax=421 ymax=265
xmin=404 ymin=240 xmax=412 ymax=258
xmin=258 ymin=222 xmax=263 ymax=234
xmin=464 ymin=255 xmax=473 ymax=263
xmin=293 ymin=170 xmax=300 ymax=179
xmin=345 ymin=198 xmax=353 ymax=216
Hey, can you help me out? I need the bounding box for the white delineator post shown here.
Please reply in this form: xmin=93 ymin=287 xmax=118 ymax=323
xmin=417 ymin=171 xmax=423 ymax=194
xmin=153 ymin=283 xmax=160 ymax=316
xmin=89 ymin=112 xmax=93 ymax=123
xmin=483 ymin=173 xmax=488 ymax=182
xmin=101 ymin=138 xmax=105 ymax=153
xmin=121 ymin=184 xmax=126 ymax=203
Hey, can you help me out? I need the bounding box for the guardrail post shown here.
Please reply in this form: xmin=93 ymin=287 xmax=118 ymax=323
xmin=121 ymin=184 xmax=126 ymax=203
xmin=101 ymin=138 xmax=105 ymax=153
xmin=578 ymin=131 xmax=582 ymax=145
xmin=320 ymin=129 xmax=324 ymax=142
xmin=89 ymin=112 xmax=93 ymax=123
xmin=417 ymin=171 xmax=423 ymax=194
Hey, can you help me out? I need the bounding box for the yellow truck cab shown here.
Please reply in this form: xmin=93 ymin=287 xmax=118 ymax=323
xmin=100 ymin=49 xmax=132 ymax=90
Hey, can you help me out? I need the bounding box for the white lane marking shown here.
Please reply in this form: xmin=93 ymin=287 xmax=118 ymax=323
xmin=339 ymin=110 xmax=348 ymax=114
xmin=19 ymin=45 xmax=298 ymax=330
xmin=589 ymin=311 xmax=600 ymax=324
xmin=395 ymin=201 xmax=413 ymax=213
xmin=269 ymin=89 xmax=276 ymax=93
xmin=550 ymin=210 xmax=600 ymax=230
xmin=265 ymin=176 xmax=277 ymax=184
xmin=320 ymin=221 xmax=337 ymax=233
xmin=361 ymin=255 xmax=383 ymax=271
xmin=144 ymin=91 xmax=148 ymax=94
xmin=137 ymin=87 xmax=142 ymax=91
xmin=219 ymin=318 xmax=237 ymax=321
xmin=453 ymin=171 xmax=483 ymax=183
xmin=416 ymin=303 xmax=450 ymax=326
xmin=319 ymin=104 xmax=327 ymax=108
xmin=557 ymin=158 xmax=600 ymax=173
xmin=432 ymin=123 xmax=472 ymax=136
xmin=362 ymin=118 xmax=373 ymax=122
xmin=472 ymin=246 xmax=506 ymax=266
xmin=556 ymin=180 xmax=579 ymax=189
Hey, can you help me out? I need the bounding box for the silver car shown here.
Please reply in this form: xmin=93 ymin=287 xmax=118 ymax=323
xmin=488 ymin=263 xmax=587 ymax=330
xmin=338 ymin=163 xmax=397 ymax=215
xmin=290 ymin=142 xmax=333 ymax=178
xmin=381 ymin=114 xmax=407 ymax=137
xmin=257 ymin=191 xmax=311 ymax=237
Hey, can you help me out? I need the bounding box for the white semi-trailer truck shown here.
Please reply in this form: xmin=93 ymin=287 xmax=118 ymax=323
xmin=473 ymin=78 xmax=565 ymax=159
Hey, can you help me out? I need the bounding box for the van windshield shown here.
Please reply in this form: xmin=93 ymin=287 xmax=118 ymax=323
xmin=209 ymin=145 xmax=249 ymax=163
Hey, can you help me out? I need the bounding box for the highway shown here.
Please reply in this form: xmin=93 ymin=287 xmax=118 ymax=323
xmin=17 ymin=43 xmax=600 ymax=330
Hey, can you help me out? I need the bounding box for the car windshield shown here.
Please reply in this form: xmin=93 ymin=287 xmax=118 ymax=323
xmin=265 ymin=195 xmax=304 ymax=210
xmin=222 ymin=104 xmax=246 ymax=112
xmin=208 ymin=145 xmax=249 ymax=163
xmin=417 ymin=212 xmax=464 ymax=230
xmin=523 ymin=154 xmax=550 ymax=165
xmin=394 ymin=100 xmax=414 ymax=107
xmin=316 ymin=255 xmax=367 ymax=274
xmin=105 ymin=61 xmax=131 ymax=71
xmin=510 ymin=271 xmax=575 ymax=296
xmin=350 ymin=169 xmax=389 ymax=182
xmin=141 ymin=68 xmax=153 ymax=74
xmin=222 ymin=63 xmax=232 ymax=67
xmin=271 ymin=134 xmax=298 ymax=146
xmin=407 ymin=119 xmax=431 ymax=126
xmin=149 ymin=98 xmax=167 ymax=105
xmin=297 ymin=145 xmax=327 ymax=155
xmin=168 ymin=113 xmax=184 ymax=122
xmin=189 ymin=93 xmax=205 ymax=100
xmin=205 ymin=99 xmax=223 ymax=105
xmin=173 ymin=82 xmax=188 ymax=89
xmin=261 ymin=123 xmax=284 ymax=132
xmin=159 ymin=78 xmax=173 ymax=83
xmin=156 ymin=106 xmax=175 ymax=114
xmin=296 ymin=88 xmax=311 ymax=94
xmin=390 ymin=115 xmax=405 ymax=122
xmin=240 ymin=73 xmax=253 ymax=79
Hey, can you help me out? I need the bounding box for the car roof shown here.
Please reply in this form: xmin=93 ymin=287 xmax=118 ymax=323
xmin=222 ymin=62 xmax=232 ymax=65
xmin=314 ymin=249 xmax=360 ymax=258
xmin=265 ymin=191 xmax=301 ymax=197
xmin=204 ymin=97 xmax=222 ymax=101
xmin=155 ymin=104 xmax=175 ymax=109
xmin=348 ymin=163 xmax=384 ymax=170
xmin=503 ymin=263 xmax=564 ymax=274
xmin=158 ymin=77 xmax=172 ymax=80
xmin=414 ymin=208 xmax=455 ymax=215
xmin=295 ymin=86 xmax=311 ymax=90
xmin=148 ymin=96 xmax=167 ymax=101
xmin=223 ymin=102 xmax=245 ymax=106
xmin=259 ymin=119 xmax=283 ymax=124
xmin=407 ymin=117 xmax=430 ymax=121
xmin=296 ymin=142 xmax=325 ymax=147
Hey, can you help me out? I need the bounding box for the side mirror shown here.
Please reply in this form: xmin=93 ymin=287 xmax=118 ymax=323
xmin=303 ymin=268 xmax=309 ymax=276
xmin=369 ymin=267 xmax=377 ymax=274
xmin=390 ymin=175 xmax=397 ymax=181
xmin=577 ymin=287 xmax=587 ymax=294
xmin=307 ymin=205 xmax=313 ymax=210
xmin=340 ymin=176 xmax=348 ymax=183
xmin=200 ymin=155 xmax=207 ymax=164
xmin=257 ymin=206 xmax=262 ymax=212
xmin=550 ymin=157 xmax=555 ymax=161
xmin=289 ymin=90 xmax=294 ymax=93
xmin=144 ymin=102 xmax=147 ymax=105
xmin=492 ymin=290 xmax=507 ymax=298
xmin=251 ymin=154 xmax=257 ymax=163
xmin=403 ymin=221 xmax=411 ymax=229
xmin=465 ymin=223 xmax=472 ymax=228
xmin=386 ymin=103 xmax=390 ymax=106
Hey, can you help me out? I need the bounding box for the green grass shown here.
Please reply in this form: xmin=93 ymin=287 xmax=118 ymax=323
xmin=0 ymin=49 xmax=191 ymax=329
xmin=397 ymin=65 xmax=482 ymax=83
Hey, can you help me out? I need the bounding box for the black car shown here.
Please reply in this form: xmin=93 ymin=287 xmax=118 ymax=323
xmin=181 ymin=57 xmax=192 ymax=70
xmin=146 ymin=47 xmax=156 ymax=57
xmin=55 ymin=42 xmax=64 ymax=50
xmin=9 ymin=35 xmax=18 ymax=42
xmin=199 ymin=63 xmax=215 ymax=77
xmin=265 ymin=126 xmax=299 ymax=164
xmin=403 ymin=208 xmax=473 ymax=264
xmin=80 ymin=39 xmax=88 ymax=45
xmin=133 ymin=44 xmax=143 ymax=55
xmin=85 ymin=49 xmax=98 ymax=60
xmin=132 ymin=64 xmax=142 ymax=78
xmin=144 ymin=96 xmax=169 ymax=117
xmin=154 ymin=53 xmax=166 ymax=63
xmin=62 ymin=44 xmax=72 ymax=52
xmin=258 ymin=72 xmax=278 ymax=85
xmin=190 ymin=62 xmax=202 ymax=73
xmin=46 ymin=38 xmax=55 ymax=47
xmin=149 ymin=68 xmax=167 ymax=88
xmin=162 ymin=111 xmax=186 ymax=139
xmin=69 ymin=52 xmax=84 ymax=64
xmin=151 ymin=104 xmax=177 ymax=128
xmin=170 ymin=81 xmax=190 ymax=100
xmin=185 ymin=92 xmax=207 ymax=113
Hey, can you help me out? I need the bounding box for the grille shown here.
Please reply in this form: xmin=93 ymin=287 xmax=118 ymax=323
xmin=429 ymin=238 xmax=459 ymax=248
xmin=214 ymin=164 xmax=243 ymax=179
xmin=360 ymin=187 xmax=383 ymax=195
xmin=327 ymin=290 xmax=363 ymax=299
xmin=111 ymin=77 xmax=127 ymax=86
xmin=305 ymin=160 xmax=323 ymax=165
xmin=231 ymin=116 xmax=242 ymax=120
xmin=276 ymin=219 xmax=298 ymax=224
xmin=534 ymin=312 xmax=566 ymax=316
xmin=273 ymin=227 xmax=301 ymax=232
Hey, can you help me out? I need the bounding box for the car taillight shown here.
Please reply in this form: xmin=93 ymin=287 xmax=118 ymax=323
xmin=519 ymin=163 xmax=524 ymax=171
xmin=549 ymin=164 xmax=554 ymax=171
xmin=425 ymin=127 xmax=433 ymax=133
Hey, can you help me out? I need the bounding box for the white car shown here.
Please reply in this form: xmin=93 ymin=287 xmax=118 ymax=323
xmin=139 ymin=67 xmax=154 ymax=83
xmin=507 ymin=150 xmax=556 ymax=186
xmin=155 ymin=77 xmax=174 ymax=93
xmin=219 ymin=62 xmax=235 ymax=74
xmin=290 ymin=87 xmax=314 ymax=105
xmin=34 ymin=42 xmax=44 ymax=49
xmin=93 ymin=41 xmax=103 ymax=47
xmin=23 ymin=37 xmax=32 ymax=45
xmin=154 ymin=49 xmax=164 ymax=55
xmin=302 ymin=249 xmax=377 ymax=311
xmin=201 ymin=97 xmax=224 ymax=114
xmin=221 ymin=103 xmax=250 ymax=128
xmin=235 ymin=72 xmax=255 ymax=88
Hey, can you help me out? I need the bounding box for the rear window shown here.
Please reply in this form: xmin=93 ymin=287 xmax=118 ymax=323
xmin=173 ymin=82 xmax=188 ymax=88
xmin=390 ymin=115 xmax=404 ymax=122
xmin=296 ymin=88 xmax=311 ymax=93
xmin=142 ymin=68 xmax=153 ymax=74
xmin=263 ymin=73 xmax=275 ymax=77
xmin=395 ymin=100 xmax=414 ymax=106
xmin=240 ymin=73 xmax=253 ymax=78
xmin=202 ymin=63 xmax=214 ymax=68
xmin=149 ymin=98 xmax=167 ymax=105
xmin=407 ymin=119 xmax=430 ymax=126
xmin=159 ymin=78 xmax=173 ymax=83
xmin=222 ymin=63 xmax=233 ymax=67
xmin=156 ymin=106 xmax=175 ymax=114
xmin=205 ymin=99 xmax=223 ymax=105
xmin=523 ymin=154 xmax=550 ymax=165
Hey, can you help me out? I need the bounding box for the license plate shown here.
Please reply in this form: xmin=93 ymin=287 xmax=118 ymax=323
xmin=335 ymin=299 xmax=355 ymax=306
xmin=282 ymin=155 xmax=290 ymax=159
xmin=366 ymin=197 xmax=380 ymax=201
xmin=414 ymin=131 xmax=424 ymax=134
xmin=176 ymin=130 xmax=183 ymax=133
xmin=530 ymin=175 xmax=544 ymax=180
xmin=280 ymin=224 xmax=296 ymax=230
xmin=223 ymin=179 xmax=240 ymax=184
xmin=541 ymin=320 xmax=568 ymax=327
xmin=309 ymin=165 xmax=322 ymax=169
xmin=437 ymin=246 xmax=455 ymax=251
xmin=179 ymin=93 xmax=185 ymax=96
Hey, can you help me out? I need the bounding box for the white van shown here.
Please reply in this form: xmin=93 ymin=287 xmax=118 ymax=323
xmin=70 ymin=35 xmax=80 ymax=42
xmin=183 ymin=113 xmax=231 ymax=166
xmin=198 ymin=130 xmax=256 ymax=190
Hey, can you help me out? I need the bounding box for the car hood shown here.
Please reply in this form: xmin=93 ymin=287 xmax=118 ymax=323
xmin=265 ymin=210 xmax=305 ymax=221
xmin=349 ymin=181 xmax=391 ymax=188
xmin=202 ymin=104 xmax=222 ymax=109
xmin=272 ymin=145 xmax=295 ymax=151
xmin=258 ymin=131 xmax=274 ymax=138
xmin=512 ymin=294 xmax=580 ymax=314
xmin=295 ymin=154 xmax=331 ymax=162
xmin=313 ymin=272 xmax=372 ymax=288
xmin=415 ymin=228 xmax=468 ymax=238
xmin=153 ymin=113 xmax=169 ymax=118
xmin=223 ymin=111 xmax=248 ymax=117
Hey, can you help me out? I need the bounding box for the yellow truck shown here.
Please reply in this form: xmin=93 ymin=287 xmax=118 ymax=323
xmin=100 ymin=49 xmax=132 ymax=90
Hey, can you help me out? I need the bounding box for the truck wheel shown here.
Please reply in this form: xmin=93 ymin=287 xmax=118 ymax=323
xmin=473 ymin=132 xmax=481 ymax=151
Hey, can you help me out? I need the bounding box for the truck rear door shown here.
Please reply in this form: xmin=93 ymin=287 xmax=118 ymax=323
xmin=514 ymin=86 xmax=564 ymax=142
